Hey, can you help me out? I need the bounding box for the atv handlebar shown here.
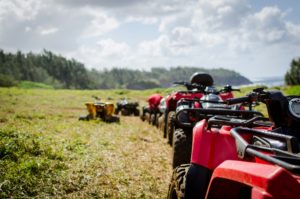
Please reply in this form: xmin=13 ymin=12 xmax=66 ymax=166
xmin=173 ymin=81 xmax=205 ymax=91
xmin=175 ymin=108 xmax=263 ymax=128
xmin=226 ymin=96 xmax=250 ymax=105
xmin=231 ymin=127 xmax=300 ymax=173
xmin=219 ymin=85 xmax=240 ymax=93
xmin=173 ymin=81 xmax=186 ymax=85
xmin=225 ymin=87 xmax=269 ymax=106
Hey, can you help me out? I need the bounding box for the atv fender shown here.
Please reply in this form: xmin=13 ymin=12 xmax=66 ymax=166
xmin=207 ymin=160 xmax=300 ymax=199
xmin=191 ymin=120 xmax=238 ymax=169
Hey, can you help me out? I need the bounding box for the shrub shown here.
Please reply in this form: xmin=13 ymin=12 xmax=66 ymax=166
xmin=0 ymin=74 xmax=18 ymax=87
xmin=285 ymin=58 xmax=300 ymax=85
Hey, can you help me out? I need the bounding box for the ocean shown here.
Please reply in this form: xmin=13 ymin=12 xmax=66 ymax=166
xmin=240 ymin=76 xmax=285 ymax=88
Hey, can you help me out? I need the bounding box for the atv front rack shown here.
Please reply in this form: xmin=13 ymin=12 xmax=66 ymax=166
xmin=231 ymin=127 xmax=300 ymax=174
xmin=175 ymin=108 xmax=263 ymax=128
xmin=207 ymin=115 xmax=272 ymax=129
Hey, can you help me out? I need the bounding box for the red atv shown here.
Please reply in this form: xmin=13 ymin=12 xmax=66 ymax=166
xmin=161 ymin=73 xmax=214 ymax=145
xmin=168 ymin=88 xmax=300 ymax=199
xmin=170 ymin=85 xmax=248 ymax=168
xmin=141 ymin=93 xmax=163 ymax=125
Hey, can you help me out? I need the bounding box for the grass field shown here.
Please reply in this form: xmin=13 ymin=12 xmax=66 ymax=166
xmin=0 ymin=86 xmax=299 ymax=198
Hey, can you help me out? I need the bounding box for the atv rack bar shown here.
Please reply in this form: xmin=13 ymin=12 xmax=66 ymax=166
xmin=175 ymin=108 xmax=263 ymax=127
xmin=175 ymin=90 xmax=206 ymax=94
xmin=231 ymin=127 xmax=300 ymax=173
xmin=207 ymin=116 xmax=272 ymax=129
xmin=178 ymin=98 xmax=228 ymax=104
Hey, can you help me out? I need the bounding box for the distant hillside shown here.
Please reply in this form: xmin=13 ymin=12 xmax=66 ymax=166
xmin=0 ymin=49 xmax=251 ymax=89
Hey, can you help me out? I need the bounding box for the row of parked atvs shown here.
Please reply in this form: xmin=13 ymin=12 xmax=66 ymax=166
xmin=79 ymin=97 xmax=140 ymax=123
xmin=141 ymin=72 xmax=300 ymax=199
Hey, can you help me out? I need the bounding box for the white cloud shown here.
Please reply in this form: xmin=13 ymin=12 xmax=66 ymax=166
xmin=39 ymin=27 xmax=59 ymax=35
xmin=1 ymin=0 xmax=300 ymax=79
xmin=125 ymin=16 xmax=158 ymax=25
xmin=96 ymin=38 xmax=130 ymax=58
xmin=191 ymin=0 xmax=250 ymax=31
xmin=81 ymin=8 xmax=119 ymax=38
xmin=286 ymin=22 xmax=300 ymax=42
xmin=139 ymin=35 xmax=169 ymax=57
xmin=240 ymin=6 xmax=286 ymax=43
xmin=69 ymin=38 xmax=131 ymax=68
xmin=25 ymin=26 xmax=32 ymax=32
xmin=0 ymin=0 xmax=44 ymax=21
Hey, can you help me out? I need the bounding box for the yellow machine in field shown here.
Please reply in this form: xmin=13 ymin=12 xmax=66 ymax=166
xmin=79 ymin=96 xmax=120 ymax=123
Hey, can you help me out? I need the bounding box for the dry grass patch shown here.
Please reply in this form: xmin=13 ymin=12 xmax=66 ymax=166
xmin=0 ymin=88 xmax=172 ymax=198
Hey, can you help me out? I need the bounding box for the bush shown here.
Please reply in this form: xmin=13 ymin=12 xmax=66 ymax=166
xmin=0 ymin=74 xmax=18 ymax=87
xmin=18 ymin=81 xmax=54 ymax=89
xmin=126 ymin=79 xmax=161 ymax=90
xmin=285 ymin=58 xmax=300 ymax=85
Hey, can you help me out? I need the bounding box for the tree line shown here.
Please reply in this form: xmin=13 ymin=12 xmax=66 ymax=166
xmin=0 ymin=49 xmax=253 ymax=89
xmin=285 ymin=58 xmax=300 ymax=86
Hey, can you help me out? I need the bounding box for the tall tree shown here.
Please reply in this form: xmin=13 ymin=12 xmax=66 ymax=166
xmin=285 ymin=58 xmax=300 ymax=85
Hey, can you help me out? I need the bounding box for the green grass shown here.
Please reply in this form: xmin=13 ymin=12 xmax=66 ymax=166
xmin=0 ymin=88 xmax=172 ymax=198
xmin=0 ymin=130 xmax=65 ymax=197
xmin=18 ymin=81 xmax=54 ymax=89
xmin=0 ymin=85 xmax=299 ymax=198
xmin=281 ymin=85 xmax=300 ymax=95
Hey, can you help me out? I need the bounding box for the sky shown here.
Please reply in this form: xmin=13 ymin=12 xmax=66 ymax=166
xmin=0 ymin=0 xmax=300 ymax=80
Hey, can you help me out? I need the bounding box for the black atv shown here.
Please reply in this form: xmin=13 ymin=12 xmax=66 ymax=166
xmin=115 ymin=98 xmax=140 ymax=116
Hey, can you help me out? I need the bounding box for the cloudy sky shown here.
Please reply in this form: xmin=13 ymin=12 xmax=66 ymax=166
xmin=0 ymin=0 xmax=300 ymax=79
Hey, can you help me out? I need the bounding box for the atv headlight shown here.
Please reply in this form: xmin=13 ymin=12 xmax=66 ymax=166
xmin=177 ymin=110 xmax=190 ymax=124
xmin=289 ymin=98 xmax=300 ymax=119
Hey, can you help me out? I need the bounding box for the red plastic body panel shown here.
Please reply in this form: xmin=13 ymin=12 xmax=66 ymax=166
xmin=194 ymin=101 xmax=201 ymax=108
xmin=165 ymin=92 xmax=204 ymax=111
xmin=207 ymin=160 xmax=300 ymax=199
xmin=191 ymin=120 xmax=238 ymax=169
xmin=191 ymin=119 xmax=300 ymax=198
xmin=219 ymin=92 xmax=234 ymax=100
xmin=165 ymin=91 xmax=233 ymax=111
xmin=147 ymin=94 xmax=163 ymax=110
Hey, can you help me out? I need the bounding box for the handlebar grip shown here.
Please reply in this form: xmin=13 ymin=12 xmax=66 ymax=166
xmin=226 ymin=96 xmax=249 ymax=105
xmin=173 ymin=81 xmax=186 ymax=85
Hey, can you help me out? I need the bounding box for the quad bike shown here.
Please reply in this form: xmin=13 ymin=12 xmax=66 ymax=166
xmin=161 ymin=72 xmax=214 ymax=144
xmin=170 ymin=85 xmax=243 ymax=168
xmin=141 ymin=93 xmax=163 ymax=125
xmin=115 ymin=98 xmax=140 ymax=116
xmin=168 ymin=88 xmax=300 ymax=199
xmin=157 ymin=97 xmax=167 ymax=131
xmin=79 ymin=96 xmax=120 ymax=123
xmin=165 ymin=82 xmax=237 ymax=147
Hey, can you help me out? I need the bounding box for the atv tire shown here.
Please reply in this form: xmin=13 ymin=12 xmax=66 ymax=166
xmin=167 ymin=164 xmax=190 ymax=199
xmin=185 ymin=164 xmax=212 ymax=199
xmin=134 ymin=109 xmax=140 ymax=116
xmin=121 ymin=109 xmax=130 ymax=116
xmin=167 ymin=111 xmax=175 ymax=146
xmin=144 ymin=112 xmax=150 ymax=123
xmin=172 ymin=128 xmax=193 ymax=169
xmin=154 ymin=114 xmax=160 ymax=128
xmin=105 ymin=115 xmax=120 ymax=123
xmin=140 ymin=114 xmax=145 ymax=121
xmin=79 ymin=115 xmax=89 ymax=121
xmin=158 ymin=114 xmax=165 ymax=134
xmin=150 ymin=113 xmax=156 ymax=126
